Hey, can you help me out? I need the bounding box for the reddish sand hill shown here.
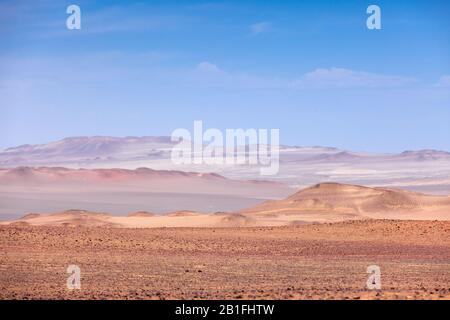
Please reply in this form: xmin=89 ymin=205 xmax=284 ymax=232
xmin=0 ymin=166 xmax=292 ymax=217
xmin=0 ymin=167 xmax=289 ymax=196
xmin=0 ymin=166 xmax=226 ymax=183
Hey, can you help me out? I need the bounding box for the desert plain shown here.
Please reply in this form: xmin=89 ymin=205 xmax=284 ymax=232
xmin=1 ymin=218 xmax=449 ymax=300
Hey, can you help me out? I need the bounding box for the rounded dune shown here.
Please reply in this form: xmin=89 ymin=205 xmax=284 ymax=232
xmin=127 ymin=211 xmax=156 ymax=217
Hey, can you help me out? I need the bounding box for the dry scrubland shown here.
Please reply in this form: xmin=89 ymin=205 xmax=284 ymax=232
xmin=1 ymin=219 xmax=449 ymax=300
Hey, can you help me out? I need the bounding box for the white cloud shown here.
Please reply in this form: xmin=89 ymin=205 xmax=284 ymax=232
xmin=189 ymin=64 xmax=419 ymax=89
xmin=0 ymin=53 xmax=427 ymax=93
xmin=295 ymin=67 xmax=418 ymax=88
xmin=189 ymin=61 xmax=286 ymax=89
xmin=250 ymin=22 xmax=271 ymax=36
xmin=196 ymin=61 xmax=224 ymax=73
xmin=436 ymin=75 xmax=450 ymax=88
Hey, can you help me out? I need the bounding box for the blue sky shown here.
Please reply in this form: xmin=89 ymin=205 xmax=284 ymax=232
xmin=0 ymin=0 xmax=449 ymax=152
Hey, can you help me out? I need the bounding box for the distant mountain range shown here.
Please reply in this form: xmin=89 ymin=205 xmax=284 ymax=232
xmin=0 ymin=136 xmax=175 ymax=166
xmin=1 ymin=135 xmax=449 ymax=167
xmin=1 ymin=136 xmax=450 ymax=202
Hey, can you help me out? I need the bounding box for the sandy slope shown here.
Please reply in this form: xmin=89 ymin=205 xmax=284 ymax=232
xmin=241 ymin=183 xmax=450 ymax=223
xmin=2 ymin=209 xmax=256 ymax=228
